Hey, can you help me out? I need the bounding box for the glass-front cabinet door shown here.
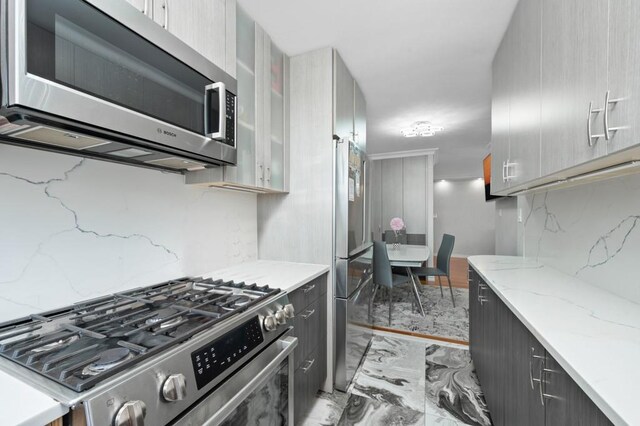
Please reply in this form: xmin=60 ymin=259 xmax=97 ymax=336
xmin=226 ymin=5 xmax=288 ymax=192
xmin=268 ymin=42 xmax=287 ymax=191
xmin=228 ymin=5 xmax=257 ymax=186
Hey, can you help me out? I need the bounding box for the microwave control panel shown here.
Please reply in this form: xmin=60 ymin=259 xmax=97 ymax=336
xmin=225 ymin=91 xmax=236 ymax=148
xmin=190 ymin=316 xmax=263 ymax=389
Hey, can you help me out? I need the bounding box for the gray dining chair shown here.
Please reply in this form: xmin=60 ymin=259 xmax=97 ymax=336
xmin=411 ymin=234 xmax=456 ymax=307
xmin=372 ymin=241 xmax=413 ymax=326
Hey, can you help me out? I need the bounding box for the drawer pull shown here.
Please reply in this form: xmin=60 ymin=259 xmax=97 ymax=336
xmin=300 ymin=309 xmax=315 ymax=319
xmin=302 ymin=358 xmax=315 ymax=373
xmin=303 ymin=284 xmax=316 ymax=294
xmin=529 ymin=347 xmax=544 ymax=389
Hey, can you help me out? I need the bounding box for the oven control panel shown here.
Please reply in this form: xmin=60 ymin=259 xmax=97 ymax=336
xmin=190 ymin=316 xmax=264 ymax=389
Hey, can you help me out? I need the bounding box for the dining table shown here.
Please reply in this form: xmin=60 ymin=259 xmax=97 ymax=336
xmin=386 ymin=244 xmax=431 ymax=317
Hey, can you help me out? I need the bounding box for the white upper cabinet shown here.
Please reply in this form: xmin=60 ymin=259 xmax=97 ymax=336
xmin=540 ymin=0 xmax=608 ymax=176
xmin=606 ymin=1 xmax=640 ymax=155
xmin=490 ymin=33 xmax=511 ymax=194
xmin=152 ymin=0 xmax=224 ymax=68
xmin=508 ymin=0 xmax=541 ymax=186
xmin=490 ymin=0 xmax=640 ymax=195
xmin=125 ymin=0 xmax=152 ymax=17
xmin=144 ymin=0 xmax=235 ymax=76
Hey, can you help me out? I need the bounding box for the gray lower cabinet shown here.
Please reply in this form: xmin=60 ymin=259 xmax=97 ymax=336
xmin=469 ymin=267 xmax=613 ymax=426
xmin=288 ymin=275 xmax=327 ymax=424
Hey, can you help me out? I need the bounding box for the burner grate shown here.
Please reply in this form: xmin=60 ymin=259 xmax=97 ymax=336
xmin=0 ymin=277 xmax=279 ymax=392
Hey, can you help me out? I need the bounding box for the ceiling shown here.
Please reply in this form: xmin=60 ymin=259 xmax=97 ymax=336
xmin=237 ymin=0 xmax=519 ymax=179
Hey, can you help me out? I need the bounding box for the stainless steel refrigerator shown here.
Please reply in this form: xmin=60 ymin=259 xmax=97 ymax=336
xmin=334 ymin=136 xmax=374 ymax=392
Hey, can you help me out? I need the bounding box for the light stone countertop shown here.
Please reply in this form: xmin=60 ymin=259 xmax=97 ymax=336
xmin=468 ymin=255 xmax=640 ymax=426
xmin=0 ymin=369 xmax=68 ymax=426
xmin=202 ymin=260 xmax=330 ymax=294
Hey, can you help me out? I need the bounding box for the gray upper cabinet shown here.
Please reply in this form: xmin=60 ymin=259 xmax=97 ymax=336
xmin=606 ymin=0 xmax=640 ymax=155
xmin=234 ymin=13 xmax=289 ymax=192
xmin=508 ymin=0 xmax=541 ymax=186
xmin=186 ymin=6 xmax=289 ymax=192
xmin=540 ymin=0 xmax=608 ymax=176
xmin=146 ymin=0 xmax=235 ymax=76
xmin=333 ymin=51 xmax=355 ymax=142
xmin=490 ymin=33 xmax=511 ymax=195
xmin=125 ymin=0 xmax=152 ymax=17
xmin=123 ymin=0 xmax=235 ymax=75
xmin=490 ymin=0 xmax=640 ymax=195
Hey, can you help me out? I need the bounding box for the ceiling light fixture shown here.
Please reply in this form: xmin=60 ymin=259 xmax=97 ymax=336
xmin=401 ymin=121 xmax=444 ymax=138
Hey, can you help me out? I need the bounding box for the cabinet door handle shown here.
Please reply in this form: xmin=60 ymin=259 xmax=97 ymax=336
xmin=587 ymin=101 xmax=605 ymax=146
xmin=301 ymin=358 xmax=315 ymax=373
xmin=266 ymin=167 xmax=271 ymax=183
xmin=162 ymin=0 xmax=169 ymax=29
xmin=258 ymin=164 xmax=264 ymax=182
xmin=529 ymin=347 xmax=545 ymax=389
xmin=502 ymin=161 xmax=507 ymax=182
xmin=505 ymin=160 xmax=516 ymax=182
xmin=604 ymin=90 xmax=624 ymax=141
xmin=300 ymin=309 xmax=315 ymax=319
xmin=539 ymin=365 xmax=560 ymax=405
xmin=303 ymin=284 xmax=316 ymax=294
xmin=142 ymin=0 xmax=150 ymax=15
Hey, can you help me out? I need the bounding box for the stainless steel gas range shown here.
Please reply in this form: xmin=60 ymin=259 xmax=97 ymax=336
xmin=0 ymin=277 xmax=297 ymax=425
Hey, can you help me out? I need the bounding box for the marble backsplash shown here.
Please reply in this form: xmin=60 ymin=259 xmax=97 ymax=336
xmin=518 ymin=173 xmax=640 ymax=304
xmin=0 ymin=144 xmax=257 ymax=322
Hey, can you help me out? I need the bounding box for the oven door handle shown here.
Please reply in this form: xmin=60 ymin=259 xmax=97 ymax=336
xmin=204 ymin=82 xmax=226 ymax=141
xmin=202 ymin=336 xmax=297 ymax=426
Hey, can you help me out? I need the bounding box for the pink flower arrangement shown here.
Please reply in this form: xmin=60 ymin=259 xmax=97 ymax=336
xmin=390 ymin=217 xmax=405 ymax=232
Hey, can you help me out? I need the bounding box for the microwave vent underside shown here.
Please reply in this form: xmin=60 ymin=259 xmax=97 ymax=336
xmin=10 ymin=126 xmax=111 ymax=150
xmin=5 ymin=125 xmax=208 ymax=171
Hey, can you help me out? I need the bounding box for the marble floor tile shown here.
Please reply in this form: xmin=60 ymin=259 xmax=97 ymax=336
xmin=424 ymin=413 xmax=461 ymax=425
xmin=424 ymin=345 xmax=492 ymax=426
xmin=372 ymin=284 xmax=469 ymax=342
xmin=361 ymin=334 xmax=426 ymax=374
xmin=301 ymin=390 xmax=349 ymax=426
xmin=338 ymin=394 xmax=425 ymax=426
xmin=349 ymin=334 xmax=426 ymax=412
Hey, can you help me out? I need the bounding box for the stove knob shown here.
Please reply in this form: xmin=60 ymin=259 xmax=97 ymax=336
xmin=283 ymin=303 xmax=295 ymax=318
xmin=114 ymin=400 xmax=146 ymax=426
xmin=162 ymin=373 xmax=187 ymax=402
xmin=263 ymin=315 xmax=278 ymax=332
xmin=275 ymin=309 xmax=287 ymax=324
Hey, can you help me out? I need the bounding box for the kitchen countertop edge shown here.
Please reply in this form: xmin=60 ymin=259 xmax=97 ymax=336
xmin=0 ymin=369 xmax=68 ymax=426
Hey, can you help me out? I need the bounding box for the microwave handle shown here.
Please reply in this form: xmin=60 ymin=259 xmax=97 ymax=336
xmin=204 ymin=82 xmax=226 ymax=141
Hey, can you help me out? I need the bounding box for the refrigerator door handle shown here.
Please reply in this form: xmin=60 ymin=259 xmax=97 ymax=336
xmin=362 ymin=159 xmax=367 ymax=245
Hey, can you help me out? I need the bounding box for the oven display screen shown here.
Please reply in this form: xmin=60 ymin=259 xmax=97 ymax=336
xmin=190 ymin=317 xmax=264 ymax=389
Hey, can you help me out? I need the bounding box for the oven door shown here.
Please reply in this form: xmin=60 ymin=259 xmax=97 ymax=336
xmin=2 ymin=0 xmax=236 ymax=163
xmin=171 ymin=335 xmax=297 ymax=426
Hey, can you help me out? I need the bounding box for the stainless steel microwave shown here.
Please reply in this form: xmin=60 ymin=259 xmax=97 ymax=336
xmin=0 ymin=0 xmax=237 ymax=171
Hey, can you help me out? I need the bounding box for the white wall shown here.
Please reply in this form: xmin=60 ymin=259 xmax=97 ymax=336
xmin=495 ymin=197 xmax=518 ymax=255
xmin=517 ymin=173 xmax=640 ymax=304
xmin=434 ymin=178 xmax=496 ymax=256
xmin=0 ymin=144 xmax=257 ymax=322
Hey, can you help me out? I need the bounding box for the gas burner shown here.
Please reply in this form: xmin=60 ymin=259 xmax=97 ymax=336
xmin=31 ymin=335 xmax=80 ymax=353
xmin=145 ymin=308 xmax=183 ymax=329
xmin=82 ymin=348 xmax=133 ymax=376
xmin=233 ymin=296 xmax=251 ymax=307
